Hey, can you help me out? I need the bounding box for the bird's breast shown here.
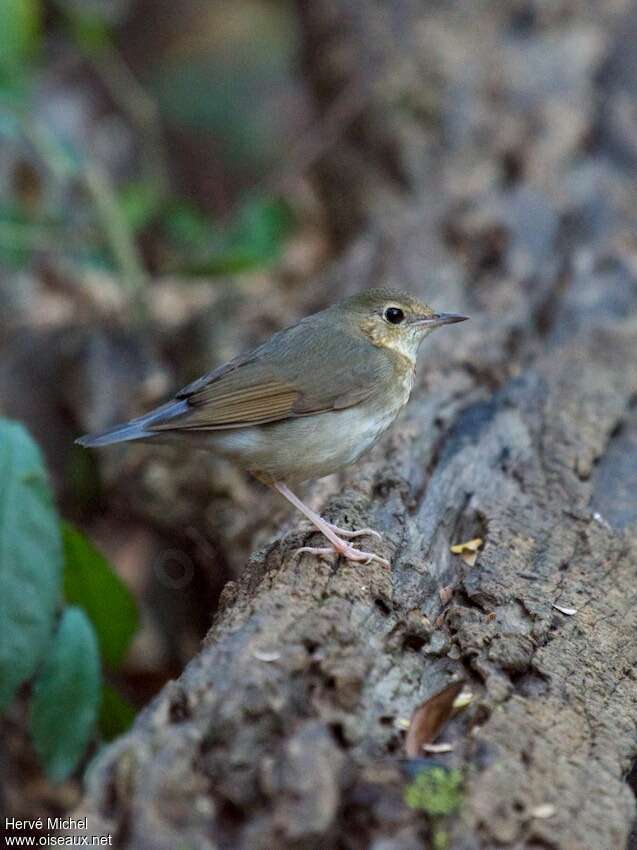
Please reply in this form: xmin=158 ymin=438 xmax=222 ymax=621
xmin=205 ymin=387 xmax=411 ymax=483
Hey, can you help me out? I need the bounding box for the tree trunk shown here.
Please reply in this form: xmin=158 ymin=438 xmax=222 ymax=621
xmin=74 ymin=2 xmax=637 ymax=848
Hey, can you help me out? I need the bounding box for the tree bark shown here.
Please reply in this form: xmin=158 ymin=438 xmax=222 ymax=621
xmin=74 ymin=2 xmax=637 ymax=848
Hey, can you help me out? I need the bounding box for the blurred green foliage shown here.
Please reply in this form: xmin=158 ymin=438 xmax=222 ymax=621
xmin=152 ymin=1 xmax=298 ymax=169
xmin=118 ymin=180 xmax=163 ymax=234
xmin=155 ymin=60 xmax=279 ymax=168
xmin=65 ymin=7 xmax=111 ymax=54
xmin=98 ymin=682 xmax=136 ymax=742
xmin=29 ymin=607 xmax=100 ymax=782
xmin=0 ymin=0 xmax=41 ymax=99
xmin=166 ymin=196 xmax=295 ymax=275
xmin=0 ymin=418 xmax=61 ymax=712
xmin=63 ymin=522 xmax=139 ymax=669
xmin=0 ymin=0 xmax=298 ymax=290
xmin=0 ymin=1 xmax=300 ymax=780
xmin=0 ymin=418 xmax=139 ymax=781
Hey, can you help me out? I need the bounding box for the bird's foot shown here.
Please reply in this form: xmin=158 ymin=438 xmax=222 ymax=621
xmin=322 ymin=521 xmax=383 ymax=541
xmin=295 ymin=541 xmax=390 ymax=568
xmin=273 ymin=482 xmax=389 ymax=568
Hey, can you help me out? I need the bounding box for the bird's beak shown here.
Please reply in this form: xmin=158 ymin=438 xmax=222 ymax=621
xmin=412 ymin=312 xmax=469 ymax=327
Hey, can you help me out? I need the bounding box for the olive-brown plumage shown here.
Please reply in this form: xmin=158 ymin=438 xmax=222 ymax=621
xmin=78 ymin=289 xmax=468 ymax=566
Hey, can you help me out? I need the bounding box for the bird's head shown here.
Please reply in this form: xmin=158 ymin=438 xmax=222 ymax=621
xmin=340 ymin=289 xmax=468 ymax=362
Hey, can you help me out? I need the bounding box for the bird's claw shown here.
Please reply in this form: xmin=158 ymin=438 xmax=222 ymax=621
xmin=323 ymin=521 xmax=383 ymax=541
xmin=300 ymin=520 xmax=383 ymax=541
xmin=295 ymin=543 xmax=390 ymax=569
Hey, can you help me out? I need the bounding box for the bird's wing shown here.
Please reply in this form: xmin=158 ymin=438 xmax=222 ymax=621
xmin=151 ymin=318 xmax=394 ymax=432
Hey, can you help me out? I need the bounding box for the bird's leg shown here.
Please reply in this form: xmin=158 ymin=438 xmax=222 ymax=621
xmin=273 ymin=482 xmax=389 ymax=568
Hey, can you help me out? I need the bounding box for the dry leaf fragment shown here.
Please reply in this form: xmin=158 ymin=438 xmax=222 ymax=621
xmin=531 ymin=804 xmax=556 ymax=819
xmin=450 ymin=538 xmax=482 ymax=554
xmin=450 ymin=538 xmax=483 ymax=566
xmin=452 ymin=689 xmax=474 ymax=710
xmin=422 ymin=742 xmax=454 ymax=754
xmin=552 ymin=604 xmax=577 ymax=616
xmin=405 ymin=680 xmax=465 ymax=758
xmin=252 ymin=650 xmax=281 ymax=662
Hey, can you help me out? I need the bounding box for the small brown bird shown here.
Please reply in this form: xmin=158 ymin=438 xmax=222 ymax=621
xmin=77 ymin=290 xmax=467 ymax=566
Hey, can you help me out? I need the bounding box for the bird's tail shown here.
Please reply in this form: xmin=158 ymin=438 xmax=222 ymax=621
xmin=75 ymin=399 xmax=189 ymax=448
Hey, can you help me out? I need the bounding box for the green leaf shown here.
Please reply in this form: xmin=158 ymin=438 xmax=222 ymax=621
xmin=66 ymin=10 xmax=111 ymax=54
xmin=99 ymin=682 xmax=135 ymax=741
xmin=0 ymin=418 xmax=61 ymax=710
xmin=29 ymin=607 xmax=100 ymax=781
xmin=62 ymin=523 xmax=138 ymax=670
xmin=163 ymin=200 xmax=211 ymax=249
xmin=0 ymin=207 xmax=32 ymax=269
xmin=0 ymin=0 xmax=41 ymax=70
xmin=118 ymin=181 xmax=162 ymax=232
xmin=166 ymin=196 xmax=295 ymax=276
xmin=209 ymin=196 xmax=294 ymax=273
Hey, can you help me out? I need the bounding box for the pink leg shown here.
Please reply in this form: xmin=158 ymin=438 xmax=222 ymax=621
xmin=274 ymin=482 xmax=389 ymax=568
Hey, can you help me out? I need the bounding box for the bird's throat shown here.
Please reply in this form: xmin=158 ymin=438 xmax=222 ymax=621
xmin=360 ymin=317 xmax=418 ymax=369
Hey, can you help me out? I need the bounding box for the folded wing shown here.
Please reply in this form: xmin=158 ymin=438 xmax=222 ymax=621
xmin=152 ymin=318 xmax=391 ymax=431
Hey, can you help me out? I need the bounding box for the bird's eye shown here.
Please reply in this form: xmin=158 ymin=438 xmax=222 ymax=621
xmin=384 ymin=306 xmax=405 ymax=324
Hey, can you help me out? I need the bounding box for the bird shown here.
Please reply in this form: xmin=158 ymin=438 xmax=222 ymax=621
xmin=77 ymin=289 xmax=468 ymax=567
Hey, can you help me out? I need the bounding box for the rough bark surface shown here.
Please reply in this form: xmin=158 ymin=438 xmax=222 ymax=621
xmin=74 ymin=2 xmax=637 ymax=848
